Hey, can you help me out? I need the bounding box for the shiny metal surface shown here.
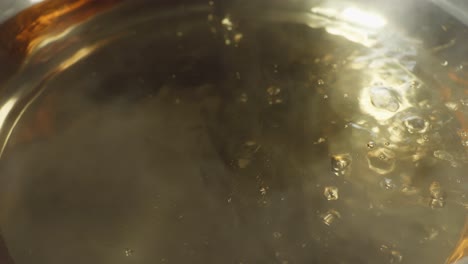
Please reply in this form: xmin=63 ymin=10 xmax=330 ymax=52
xmin=0 ymin=0 xmax=467 ymax=263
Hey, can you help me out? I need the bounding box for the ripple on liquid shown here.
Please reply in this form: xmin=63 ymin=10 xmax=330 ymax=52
xmin=367 ymin=148 xmax=396 ymax=175
xmin=403 ymin=115 xmax=429 ymax=134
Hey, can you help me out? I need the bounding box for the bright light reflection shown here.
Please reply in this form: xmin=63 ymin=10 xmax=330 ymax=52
xmin=0 ymin=98 xmax=17 ymax=131
xmin=34 ymin=25 xmax=77 ymax=50
xmin=0 ymin=98 xmax=18 ymax=157
xmin=309 ymin=5 xmax=387 ymax=46
xmin=341 ymin=7 xmax=387 ymax=29
xmin=29 ymin=0 xmax=44 ymax=3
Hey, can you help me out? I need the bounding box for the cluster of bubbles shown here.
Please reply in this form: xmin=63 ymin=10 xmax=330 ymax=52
xmin=221 ymin=16 xmax=244 ymax=46
xmin=318 ymin=154 xmax=348 ymax=228
xmin=206 ymin=1 xmax=244 ymax=47
xmin=207 ymin=2 xmax=468 ymax=262
xmin=351 ymin=70 xmax=457 ymax=214
xmin=349 ymin=38 xmax=465 ymax=177
xmin=314 ymin=13 xmax=468 ymax=262
xmin=266 ymin=86 xmax=284 ymax=105
xmin=318 ymin=153 xmax=352 ymax=226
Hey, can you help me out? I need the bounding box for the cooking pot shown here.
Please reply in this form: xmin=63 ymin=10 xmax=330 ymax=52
xmin=0 ymin=0 xmax=467 ymax=263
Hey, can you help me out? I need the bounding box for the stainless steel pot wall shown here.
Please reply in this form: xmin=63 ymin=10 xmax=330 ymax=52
xmin=0 ymin=0 xmax=468 ymax=263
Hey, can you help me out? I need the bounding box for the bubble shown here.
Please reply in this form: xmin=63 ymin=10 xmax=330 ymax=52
xmin=273 ymin=232 xmax=282 ymax=239
xmin=237 ymin=141 xmax=260 ymax=169
xmin=234 ymin=33 xmax=243 ymax=43
xmin=460 ymin=98 xmax=468 ymax=106
xmin=367 ymin=141 xmax=376 ymax=149
xmin=369 ymin=86 xmax=400 ymax=112
xmin=245 ymin=140 xmax=256 ymax=146
xmin=380 ymin=178 xmax=396 ymax=190
xmin=429 ymin=181 xmax=445 ymax=208
xmin=441 ymin=60 xmax=448 ymax=66
xmin=417 ymin=135 xmax=430 ymax=145
xmin=380 ymin=245 xmax=389 ymax=252
xmin=323 ymin=186 xmax=339 ymax=201
xmin=124 ymin=248 xmax=134 ymax=257
xmin=429 ymin=197 xmax=445 ymax=208
xmin=462 ymin=140 xmax=468 ymax=147
xmin=387 ymin=122 xmax=407 ymax=143
xmin=331 ymin=154 xmax=352 ymax=176
xmin=314 ymin=137 xmax=326 ymax=144
xmin=401 ymin=185 xmax=419 ymax=195
xmin=273 ymin=64 xmax=279 ymax=73
xmin=458 ymin=130 xmax=468 ymax=138
xmin=221 ymin=16 xmax=233 ymax=30
xmin=445 ymin=101 xmax=459 ymax=111
xmin=317 ymin=79 xmax=325 ymax=85
xmin=429 ymin=181 xmax=442 ymax=198
xmin=403 ymin=116 xmax=429 ymax=134
xmin=410 ymin=80 xmax=420 ymax=89
xmin=380 ymin=245 xmax=403 ymax=263
xmin=390 ymin=250 xmax=403 ymax=263
xmin=367 ymin=148 xmax=396 ymax=175
xmin=433 ymin=150 xmax=454 ymax=162
xmin=424 ymin=228 xmax=439 ymax=241
xmin=239 ymin=93 xmax=248 ymax=103
xmin=267 ymin=86 xmax=283 ymax=105
xmin=267 ymin=86 xmax=281 ymax=95
xmin=321 ymin=209 xmax=341 ymax=226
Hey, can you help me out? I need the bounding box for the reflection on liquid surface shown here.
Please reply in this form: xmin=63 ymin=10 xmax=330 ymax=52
xmin=0 ymin=1 xmax=467 ymax=263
